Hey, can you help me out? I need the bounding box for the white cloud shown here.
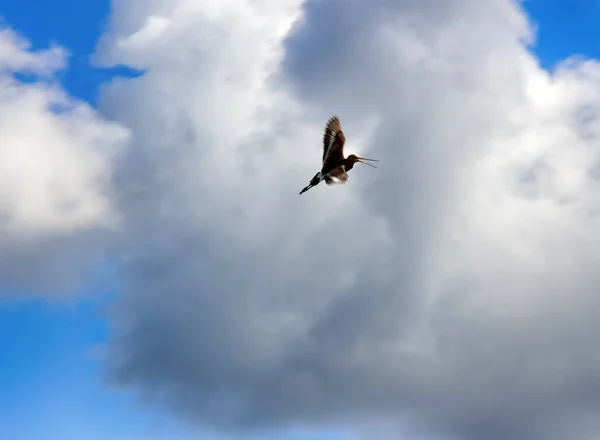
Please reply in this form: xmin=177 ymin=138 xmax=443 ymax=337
xmin=0 ymin=26 xmax=67 ymax=75
xmin=87 ymin=0 xmax=600 ymax=439
xmin=0 ymin=26 xmax=129 ymax=296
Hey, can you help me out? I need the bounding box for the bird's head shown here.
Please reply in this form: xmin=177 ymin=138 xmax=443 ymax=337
xmin=347 ymin=154 xmax=379 ymax=168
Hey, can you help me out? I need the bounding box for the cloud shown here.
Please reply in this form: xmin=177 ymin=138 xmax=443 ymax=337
xmin=96 ymin=0 xmax=600 ymax=439
xmin=0 ymin=26 xmax=129 ymax=297
xmin=0 ymin=26 xmax=67 ymax=75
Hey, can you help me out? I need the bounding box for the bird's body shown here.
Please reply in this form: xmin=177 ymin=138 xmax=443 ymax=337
xmin=299 ymin=116 xmax=378 ymax=195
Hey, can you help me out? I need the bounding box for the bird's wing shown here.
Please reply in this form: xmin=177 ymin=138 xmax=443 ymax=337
xmin=325 ymin=165 xmax=348 ymax=185
xmin=322 ymin=116 xmax=346 ymax=170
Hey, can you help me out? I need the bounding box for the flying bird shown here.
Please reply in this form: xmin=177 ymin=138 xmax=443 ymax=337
xmin=299 ymin=116 xmax=378 ymax=195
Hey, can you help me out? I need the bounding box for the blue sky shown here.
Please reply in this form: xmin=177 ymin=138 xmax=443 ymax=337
xmin=1 ymin=0 xmax=600 ymax=439
xmin=525 ymin=0 xmax=600 ymax=68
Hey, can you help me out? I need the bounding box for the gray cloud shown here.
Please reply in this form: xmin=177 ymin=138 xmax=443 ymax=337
xmin=94 ymin=0 xmax=600 ymax=439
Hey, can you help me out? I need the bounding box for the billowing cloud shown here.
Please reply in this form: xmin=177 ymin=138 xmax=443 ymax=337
xmin=0 ymin=26 xmax=129 ymax=296
xmin=95 ymin=0 xmax=600 ymax=439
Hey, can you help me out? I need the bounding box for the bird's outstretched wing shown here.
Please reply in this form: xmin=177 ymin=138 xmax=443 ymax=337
xmin=325 ymin=165 xmax=348 ymax=185
xmin=322 ymin=116 xmax=345 ymax=171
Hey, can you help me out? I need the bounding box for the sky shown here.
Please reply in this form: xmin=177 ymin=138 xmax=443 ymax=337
xmin=3 ymin=1 xmax=600 ymax=440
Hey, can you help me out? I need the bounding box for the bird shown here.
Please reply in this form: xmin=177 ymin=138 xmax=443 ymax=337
xmin=299 ymin=115 xmax=378 ymax=195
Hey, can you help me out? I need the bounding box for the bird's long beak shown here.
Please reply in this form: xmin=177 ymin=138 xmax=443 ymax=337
xmin=356 ymin=156 xmax=379 ymax=168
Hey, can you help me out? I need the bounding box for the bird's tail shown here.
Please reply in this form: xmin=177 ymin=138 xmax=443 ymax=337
xmin=299 ymin=172 xmax=323 ymax=195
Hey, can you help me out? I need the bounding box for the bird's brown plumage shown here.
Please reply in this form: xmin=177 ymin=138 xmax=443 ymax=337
xmin=321 ymin=116 xmax=346 ymax=174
